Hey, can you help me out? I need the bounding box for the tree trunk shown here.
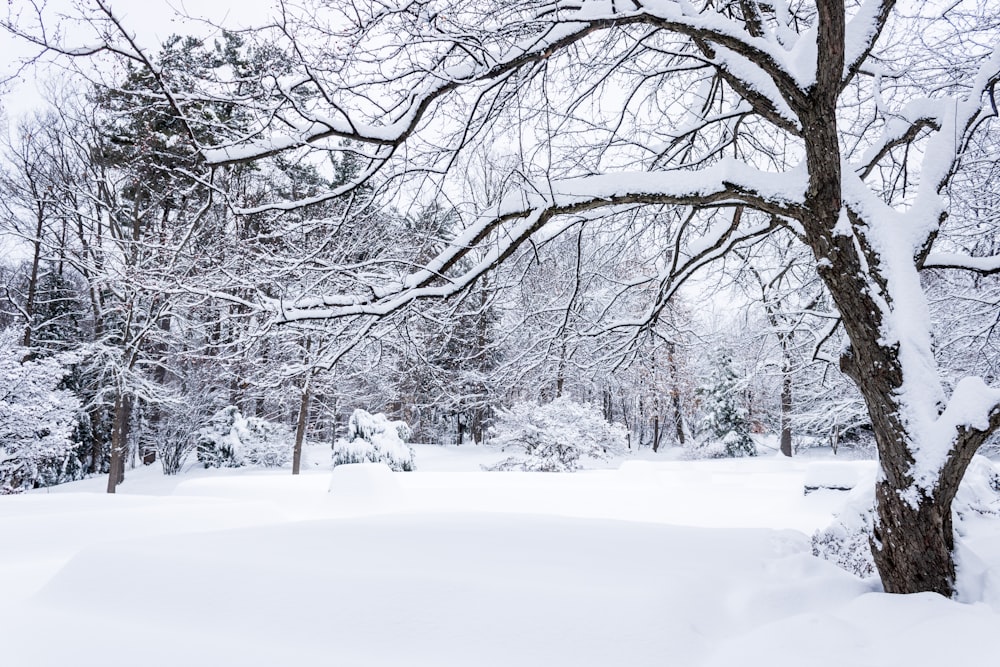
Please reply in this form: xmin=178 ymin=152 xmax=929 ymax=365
xmin=555 ymin=347 xmax=565 ymax=398
xmin=799 ymin=1 xmax=984 ymax=596
xmin=866 ymin=416 xmax=992 ymax=594
xmin=826 ymin=236 xmax=989 ymax=595
xmin=291 ymin=380 xmax=311 ymax=475
xmin=89 ymin=406 xmax=104 ymax=475
xmin=779 ymin=341 xmax=792 ymax=457
xmin=21 ymin=206 xmax=46 ymax=352
xmin=106 ymin=393 xmax=132 ymax=493
xmin=666 ymin=342 xmax=685 ymax=445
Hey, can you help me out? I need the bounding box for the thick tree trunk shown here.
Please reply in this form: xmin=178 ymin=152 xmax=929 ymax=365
xmin=873 ymin=480 xmax=956 ymax=594
xmin=868 ymin=421 xmax=991 ymax=594
xmin=106 ymin=393 xmax=132 ymax=494
xmin=828 ymin=252 xmax=989 ymax=595
xmin=800 ymin=0 xmax=979 ymax=597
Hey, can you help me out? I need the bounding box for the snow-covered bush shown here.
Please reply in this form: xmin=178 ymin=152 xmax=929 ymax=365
xmin=812 ymin=456 xmax=1000 ymax=578
xmin=485 ymin=397 xmax=626 ymax=472
xmin=196 ymin=406 xmax=292 ymax=468
xmin=332 ymin=409 xmax=415 ymax=472
xmin=692 ymin=353 xmax=756 ymax=458
xmin=148 ymin=400 xmax=203 ymax=475
xmin=0 ymin=331 xmax=81 ymax=493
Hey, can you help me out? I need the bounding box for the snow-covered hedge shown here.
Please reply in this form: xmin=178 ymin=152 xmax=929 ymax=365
xmin=195 ymin=406 xmax=292 ymax=468
xmin=332 ymin=409 xmax=415 ymax=472
xmin=812 ymin=456 xmax=1000 ymax=579
xmin=0 ymin=331 xmax=81 ymax=493
xmin=485 ymin=397 xmax=626 ymax=472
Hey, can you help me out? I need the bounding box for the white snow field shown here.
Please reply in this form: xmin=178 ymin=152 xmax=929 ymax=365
xmin=1 ymin=445 xmax=999 ymax=666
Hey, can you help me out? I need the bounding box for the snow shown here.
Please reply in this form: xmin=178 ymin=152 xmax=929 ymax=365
xmin=0 ymin=446 xmax=997 ymax=666
xmin=803 ymin=461 xmax=870 ymax=493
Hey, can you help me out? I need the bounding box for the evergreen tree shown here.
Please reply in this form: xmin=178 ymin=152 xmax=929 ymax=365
xmin=0 ymin=330 xmax=81 ymax=492
xmin=696 ymin=353 xmax=756 ymax=458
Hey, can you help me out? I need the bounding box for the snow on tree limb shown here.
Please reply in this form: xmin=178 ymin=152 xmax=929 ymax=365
xmin=269 ymin=161 xmax=805 ymax=321
xmin=198 ymin=1 xmax=829 ymax=167
xmin=922 ymin=253 xmax=1000 ymax=275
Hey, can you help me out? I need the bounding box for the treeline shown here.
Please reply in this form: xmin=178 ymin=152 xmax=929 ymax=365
xmin=0 ymin=31 xmax=954 ymax=493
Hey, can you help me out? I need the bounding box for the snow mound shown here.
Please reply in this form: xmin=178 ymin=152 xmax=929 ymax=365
xmin=617 ymin=460 xmax=663 ymax=484
xmin=328 ymin=462 xmax=402 ymax=511
xmin=6 ymin=515 xmax=864 ymax=667
xmin=803 ymin=462 xmax=866 ymax=494
xmin=702 ymin=591 xmax=1000 ymax=667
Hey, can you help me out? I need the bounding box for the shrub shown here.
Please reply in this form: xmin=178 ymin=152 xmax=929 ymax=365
xmin=485 ymin=397 xmax=626 ymax=472
xmin=332 ymin=409 xmax=415 ymax=472
xmin=196 ymin=406 xmax=292 ymax=468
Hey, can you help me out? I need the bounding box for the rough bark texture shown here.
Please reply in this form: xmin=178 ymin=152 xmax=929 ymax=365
xmin=788 ymin=0 xmax=941 ymax=595
xmin=796 ymin=2 xmax=999 ymax=596
xmin=779 ymin=340 xmax=792 ymax=458
xmin=106 ymin=393 xmax=132 ymax=494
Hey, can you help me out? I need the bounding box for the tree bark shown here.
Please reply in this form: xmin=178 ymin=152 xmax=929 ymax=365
xmin=779 ymin=340 xmax=792 ymax=457
xmin=291 ymin=380 xmax=312 ymax=475
xmin=21 ymin=205 xmax=45 ymax=352
xmin=106 ymin=393 xmax=132 ymax=493
xmin=798 ymin=0 xmax=990 ymax=596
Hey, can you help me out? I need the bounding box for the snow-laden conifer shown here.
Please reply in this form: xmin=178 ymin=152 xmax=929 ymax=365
xmin=0 ymin=330 xmax=80 ymax=492
xmin=694 ymin=353 xmax=756 ymax=458
xmin=332 ymin=409 xmax=415 ymax=472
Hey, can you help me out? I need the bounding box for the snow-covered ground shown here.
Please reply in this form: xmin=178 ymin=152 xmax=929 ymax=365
xmin=1 ymin=444 xmax=998 ymax=666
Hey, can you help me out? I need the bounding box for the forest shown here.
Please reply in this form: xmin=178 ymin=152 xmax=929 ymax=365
xmin=2 ymin=0 xmax=1000 ymax=603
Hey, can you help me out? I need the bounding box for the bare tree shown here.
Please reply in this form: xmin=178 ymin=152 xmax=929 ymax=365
xmin=11 ymin=0 xmax=1000 ymax=596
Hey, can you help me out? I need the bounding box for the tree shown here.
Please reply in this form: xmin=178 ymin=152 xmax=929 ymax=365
xmin=332 ymin=408 xmax=415 ymax=472
xmin=695 ymin=351 xmax=757 ymax=458
xmin=14 ymin=0 xmax=1000 ymax=596
xmin=0 ymin=329 xmax=81 ymax=492
xmin=195 ymin=405 xmax=292 ymax=468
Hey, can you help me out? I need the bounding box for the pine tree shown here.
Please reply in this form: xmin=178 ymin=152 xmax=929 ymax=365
xmin=696 ymin=353 xmax=756 ymax=458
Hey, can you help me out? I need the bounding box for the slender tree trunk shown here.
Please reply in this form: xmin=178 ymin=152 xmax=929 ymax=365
xmin=291 ymin=380 xmax=312 ymax=475
xmin=666 ymin=342 xmax=685 ymax=445
xmin=555 ymin=341 xmax=566 ymax=398
xmin=779 ymin=338 xmax=793 ymax=457
xmin=89 ymin=406 xmax=103 ymax=475
xmin=21 ymin=206 xmax=46 ymax=352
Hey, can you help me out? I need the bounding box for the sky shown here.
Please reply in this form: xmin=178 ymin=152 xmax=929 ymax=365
xmin=2 ymin=0 xmax=273 ymax=119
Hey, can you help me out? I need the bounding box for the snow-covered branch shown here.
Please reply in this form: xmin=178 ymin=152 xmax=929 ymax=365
xmin=271 ymin=161 xmax=804 ymax=321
